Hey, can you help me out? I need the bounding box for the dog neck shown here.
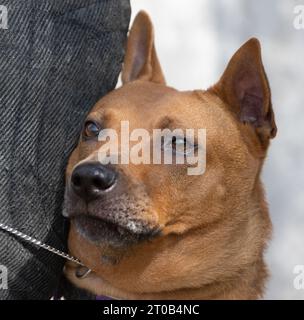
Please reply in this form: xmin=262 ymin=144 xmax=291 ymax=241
xmin=66 ymin=255 xmax=268 ymax=300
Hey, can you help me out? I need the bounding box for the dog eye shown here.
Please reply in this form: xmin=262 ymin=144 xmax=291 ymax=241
xmin=172 ymin=137 xmax=187 ymax=154
xmin=83 ymin=121 xmax=100 ymax=138
xmin=163 ymin=136 xmax=196 ymax=155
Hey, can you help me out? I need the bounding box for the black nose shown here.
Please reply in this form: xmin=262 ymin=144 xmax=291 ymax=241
xmin=71 ymin=162 xmax=117 ymax=200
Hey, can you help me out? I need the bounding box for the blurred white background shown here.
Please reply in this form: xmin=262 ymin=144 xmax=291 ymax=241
xmin=130 ymin=0 xmax=304 ymax=299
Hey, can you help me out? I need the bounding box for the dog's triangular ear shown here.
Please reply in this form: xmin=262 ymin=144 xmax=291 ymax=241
xmin=212 ymin=38 xmax=277 ymax=141
xmin=121 ymin=11 xmax=166 ymax=84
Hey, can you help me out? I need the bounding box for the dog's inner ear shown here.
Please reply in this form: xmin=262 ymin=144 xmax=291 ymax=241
xmin=121 ymin=11 xmax=165 ymax=85
xmin=212 ymin=38 xmax=277 ymax=142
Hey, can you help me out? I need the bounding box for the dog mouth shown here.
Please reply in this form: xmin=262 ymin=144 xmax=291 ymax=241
xmin=72 ymin=215 xmax=161 ymax=247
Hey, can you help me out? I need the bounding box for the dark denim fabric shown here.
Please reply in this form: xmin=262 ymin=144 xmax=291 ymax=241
xmin=0 ymin=0 xmax=130 ymax=299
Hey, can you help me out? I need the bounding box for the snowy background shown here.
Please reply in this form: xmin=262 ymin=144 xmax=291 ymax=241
xmin=130 ymin=0 xmax=304 ymax=299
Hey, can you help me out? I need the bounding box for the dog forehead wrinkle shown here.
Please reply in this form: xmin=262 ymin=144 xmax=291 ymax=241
xmin=155 ymin=116 xmax=183 ymax=131
xmin=105 ymin=87 xmax=188 ymax=122
xmin=95 ymin=82 xmax=173 ymax=110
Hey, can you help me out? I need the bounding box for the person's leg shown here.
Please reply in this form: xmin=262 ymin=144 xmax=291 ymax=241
xmin=0 ymin=0 xmax=130 ymax=299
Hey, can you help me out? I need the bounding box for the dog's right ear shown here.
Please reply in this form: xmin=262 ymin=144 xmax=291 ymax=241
xmin=121 ymin=11 xmax=165 ymax=84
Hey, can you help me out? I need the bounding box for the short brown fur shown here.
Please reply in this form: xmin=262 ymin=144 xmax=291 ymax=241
xmin=64 ymin=11 xmax=276 ymax=299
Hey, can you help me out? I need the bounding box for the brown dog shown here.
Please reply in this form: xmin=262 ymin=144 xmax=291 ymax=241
xmin=63 ymin=11 xmax=277 ymax=299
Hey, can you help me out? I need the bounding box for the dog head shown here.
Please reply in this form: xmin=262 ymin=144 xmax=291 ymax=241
xmin=63 ymin=11 xmax=276 ymax=299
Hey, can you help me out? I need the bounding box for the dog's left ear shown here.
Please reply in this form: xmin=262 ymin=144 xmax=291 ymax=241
xmin=212 ymin=38 xmax=277 ymax=142
xmin=121 ymin=11 xmax=165 ymax=84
